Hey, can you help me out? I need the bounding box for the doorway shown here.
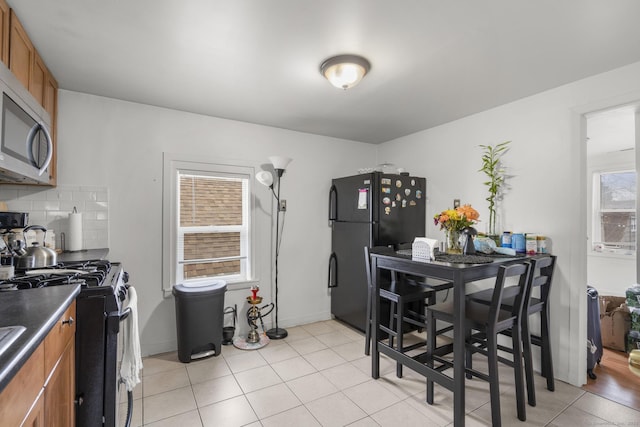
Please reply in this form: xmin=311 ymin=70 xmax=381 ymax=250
xmin=584 ymin=105 xmax=638 ymax=409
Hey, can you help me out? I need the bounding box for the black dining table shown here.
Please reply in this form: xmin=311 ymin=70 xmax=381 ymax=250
xmin=369 ymin=246 xmax=527 ymax=427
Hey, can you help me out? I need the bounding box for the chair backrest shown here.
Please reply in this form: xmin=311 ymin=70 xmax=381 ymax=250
xmin=488 ymin=262 xmax=532 ymax=326
xmin=364 ymin=246 xmax=395 ymax=289
xmin=531 ymin=255 xmax=556 ymax=308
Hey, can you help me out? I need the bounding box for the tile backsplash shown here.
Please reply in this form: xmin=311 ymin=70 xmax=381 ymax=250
xmin=0 ymin=185 xmax=109 ymax=250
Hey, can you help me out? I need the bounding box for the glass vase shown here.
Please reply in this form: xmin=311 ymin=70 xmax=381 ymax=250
xmin=446 ymin=229 xmax=462 ymax=254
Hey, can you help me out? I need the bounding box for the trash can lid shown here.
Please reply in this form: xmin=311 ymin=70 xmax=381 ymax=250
xmin=173 ymin=280 xmax=227 ymax=294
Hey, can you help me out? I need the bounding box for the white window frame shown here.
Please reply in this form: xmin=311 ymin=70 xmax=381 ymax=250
xmin=591 ymin=168 xmax=636 ymax=256
xmin=163 ymin=153 xmax=258 ymax=296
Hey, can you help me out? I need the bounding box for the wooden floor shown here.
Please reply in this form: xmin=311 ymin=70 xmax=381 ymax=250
xmin=582 ymin=347 xmax=640 ymax=411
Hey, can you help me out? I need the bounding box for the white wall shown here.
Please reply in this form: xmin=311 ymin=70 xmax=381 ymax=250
xmin=56 ymin=91 xmax=376 ymax=356
xmin=377 ymin=60 xmax=640 ymax=386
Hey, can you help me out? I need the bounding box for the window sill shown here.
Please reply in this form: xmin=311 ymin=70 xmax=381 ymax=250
xmin=163 ymin=279 xmax=260 ymax=298
xmin=588 ymin=250 xmax=636 ymax=260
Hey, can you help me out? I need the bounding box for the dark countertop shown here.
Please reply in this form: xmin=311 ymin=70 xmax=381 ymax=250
xmin=58 ymin=248 xmax=109 ymax=263
xmin=0 ymin=284 xmax=81 ymax=392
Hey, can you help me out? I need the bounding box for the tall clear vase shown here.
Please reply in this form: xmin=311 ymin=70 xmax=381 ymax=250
xmin=446 ymin=229 xmax=462 ymax=254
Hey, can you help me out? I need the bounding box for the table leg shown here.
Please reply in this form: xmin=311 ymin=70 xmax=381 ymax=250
xmin=453 ymin=275 xmax=465 ymax=427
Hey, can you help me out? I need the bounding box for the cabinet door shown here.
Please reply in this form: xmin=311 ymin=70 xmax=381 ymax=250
xmin=22 ymin=392 xmax=45 ymax=427
xmin=44 ymin=72 xmax=58 ymax=185
xmin=0 ymin=0 xmax=9 ymax=66
xmin=44 ymin=339 xmax=75 ymax=427
xmin=30 ymin=51 xmax=46 ymax=105
xmin=9 ymin=9 xmax=33 ymax=89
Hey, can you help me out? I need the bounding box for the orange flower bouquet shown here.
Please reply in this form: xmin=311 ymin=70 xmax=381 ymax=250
xmin=433 ymin=204 xmax=479 ymax=253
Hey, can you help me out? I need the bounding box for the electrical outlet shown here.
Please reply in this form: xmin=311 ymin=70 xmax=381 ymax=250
xmin=279 ymin=199 xmax=287 ymax=212
xmin=453 ymin=199 xmax=460 ymax=208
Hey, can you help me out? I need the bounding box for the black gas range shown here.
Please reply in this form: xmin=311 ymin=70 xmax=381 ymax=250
xmin=1 ymin=259 xmax=131 ymax=427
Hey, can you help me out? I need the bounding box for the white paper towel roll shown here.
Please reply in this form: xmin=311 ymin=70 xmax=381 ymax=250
xmin=68 ymin=212 xmax=83 ymax=251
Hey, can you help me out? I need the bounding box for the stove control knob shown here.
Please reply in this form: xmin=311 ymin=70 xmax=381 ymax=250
xmin=123 ymin=271 xmax=129 ymax=283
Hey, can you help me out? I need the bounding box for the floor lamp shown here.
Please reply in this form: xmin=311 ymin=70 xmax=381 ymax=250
xmin=256 ymin=156 xmax=292 ymax=340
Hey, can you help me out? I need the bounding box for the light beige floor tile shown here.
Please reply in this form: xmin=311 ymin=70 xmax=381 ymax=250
xmin=403 ymin=392 xmax=454 ymax=426
xmin=142 ymin=352 xmax=184 ymax=376
xmin=283 ymin=326 xmax=313 ymax=342
xmin=346 ymin=416 xmax=381 ymax=426
xmin=286 ymin=371 xmax=339 ymax=403
xmin=142 ymin=386 xmax=197 ymax=424
xmin=224 ymin=350 xmax=268 ymax=373
xmin=234 ymin=365 xmax=283 ymax=393
xmin=332 ymin=340 xmax=368 ymax=361
xmin=143 ymin=409 xmax=203 ymax=427
xmin=288 ymin=336 xmax=328 ymax=355
xmin=185 ymin=355 xmax=232 ymax=384
xmin=270 ymin=355 xmax=317 ymax=381
xmin=220 ymin=343 xmax=246 ymax=358
xmin=572 ymin=392 xmax=640 ymax=425
xmin=301 ymin=321 xmax=337 ymax=335
xmin=192 ymin=374 xmax=243 ymax=407
xmin=371 ymin=400 xmax=432 ymax=426
xmin=119 ymin=382 xmax=143 ymax=403
xmin=351 ymin=353 xmax=395 ymax=377
xmin=199 ymin=395 xmax=258 ymax=427
xmin=315 ymin=331 xmax=355 ymax=347
xmin=244 ymin=383 xmax=302 ymax=419
xmin=547 ymin=405 xmax=616 ymax=427
xmin=377 ymin=371 xmax=425 ymax=398
xmin=343 ymin=379 xmax=402 ymax=415
xmin=143 ymin=367 xmax=191 ymax=397
xmin=258 ymin=342 xmax=300 ymax=364
xmin=305 ymin=392 xmax=367 ymax=427
xmin=321 ymin=361 xmax=371 ymax=390
xmin=118 ymin=397 xmax=142 ymax=427
xmin=260 ymin=404 xmax=321 ymax=427
xmin=303 ymin=348 xmax=347 ymax=371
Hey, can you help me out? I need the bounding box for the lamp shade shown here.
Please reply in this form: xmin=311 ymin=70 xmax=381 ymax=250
xmin=256 ymin=170 xmax=274 ymax=188
xmin=320 ymin=55 xmax=371 ymax=90
xmin=268 ymin=156 xmax=292 ymax=171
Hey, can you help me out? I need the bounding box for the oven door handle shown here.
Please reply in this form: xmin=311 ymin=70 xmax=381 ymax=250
xmin=119 ymin=307 xmax=132 ymax=321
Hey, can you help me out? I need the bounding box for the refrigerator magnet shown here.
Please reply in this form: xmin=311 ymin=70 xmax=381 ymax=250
xmin=404 ymin=188 xmax=410 ymax=196
xmin=409 ymin=200 xmax=417 ymax=206
xmin=382 ymin=196 xmax=391 ymax=205
xmin=381 ymin=178 xmax=391 ymax=185
xmin=382 ymin=187 xmax=391 ymax=193
xmin=384 ymin=207 xmax=391 ymax=215
xmin=402 ymin=199 xmax=407 ymax=208
xmin=358 ymin=189 xmax=368 ymax=209
xmin=411 ymin=179 xmax=416 ymax=186
xmin=395 ymin=193 xmax=401 ymax=201
xmin=416 ymin=190 xmax=422 ymax=199
xmin=392 ymin=201 xmax=397 ymax=208
xmin=395 ymin=179 xmax=402 ymax=188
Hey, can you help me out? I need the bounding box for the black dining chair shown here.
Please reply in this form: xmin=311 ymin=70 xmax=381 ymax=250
xmin=426 ymin=262 xmax=532 ymax=425
xmin=364 ymin=246 xmax=453 ymax=377
xmin=468 ymin=255 xmax=557 ymax=393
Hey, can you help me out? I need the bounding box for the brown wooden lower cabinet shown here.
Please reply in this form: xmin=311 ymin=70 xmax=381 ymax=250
xmin=0 ymin=301 xmax=76 ymax=426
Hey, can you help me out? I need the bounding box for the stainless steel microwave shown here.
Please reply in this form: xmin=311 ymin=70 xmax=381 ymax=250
xmin=0 ymin=63 xmax=52 ymax=185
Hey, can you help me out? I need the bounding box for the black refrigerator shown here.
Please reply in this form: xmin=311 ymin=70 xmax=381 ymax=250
xmin=328 ymin=172 xmax=426 ymax=331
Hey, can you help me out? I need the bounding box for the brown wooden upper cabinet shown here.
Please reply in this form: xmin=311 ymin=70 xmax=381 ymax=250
xmin=7 ymin=7 xmax=58 ymax=186
xmin=0 ymin=0 xmax=9 ymax=66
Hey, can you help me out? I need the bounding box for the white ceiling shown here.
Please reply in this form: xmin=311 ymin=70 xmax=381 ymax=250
xmin=8 ymin=0 xmax=640 ymax=144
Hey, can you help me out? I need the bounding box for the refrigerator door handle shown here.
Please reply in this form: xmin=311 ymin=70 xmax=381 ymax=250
xmin=328 ymin=184 xmax=337 ymax=223
xmin=328 ymin=252 xmax=337 ymax=288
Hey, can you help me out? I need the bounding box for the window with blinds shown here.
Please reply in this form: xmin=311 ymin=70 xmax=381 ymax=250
xmin=592 ymin=170 xmax=636 ymax=254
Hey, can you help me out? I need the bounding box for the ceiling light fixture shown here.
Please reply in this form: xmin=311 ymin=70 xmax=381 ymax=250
xmin=320 ymin=54 xmax=371 ymax=90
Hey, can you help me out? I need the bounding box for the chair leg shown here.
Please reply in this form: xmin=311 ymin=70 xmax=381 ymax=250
xmin=364 ymin=284 xmax=372 ymax=356
xmin=426 ymin=311 xmax=435 ymax=405
xmin=396 ymin=299 xmax=404 ymax=378
xmin=465 ymin=327 xmax=473 ymax=380
xmin=521 ymin=316 xmax=536 ymax=407
xmin=511 ymin=325 xmax=527 ymax=422
xmin=486 ymin=331 xmax=503 ymax=427
xmin=388 ymin=301 xmax=396 ymax=349
xmin=541 ymin=307 xmax=555 ymax=391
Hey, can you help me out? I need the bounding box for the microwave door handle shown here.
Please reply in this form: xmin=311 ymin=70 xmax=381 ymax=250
xmin=26 ymin=123 xmax=53 ymax=177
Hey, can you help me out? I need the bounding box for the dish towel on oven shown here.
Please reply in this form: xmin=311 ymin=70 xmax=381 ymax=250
xmin=120 ymin=286 xmax=143 ymax=391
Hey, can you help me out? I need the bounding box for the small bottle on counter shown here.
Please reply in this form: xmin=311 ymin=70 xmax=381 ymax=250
xmin=512 ymin=233 xmax=525 ymax=253
xmin=537 ymin=235 xmax=547 ymax=253
xmin=525 ymin=234 xmax=538 ymax=255
xmin=501 ymin=231 xmax=512 ymax=248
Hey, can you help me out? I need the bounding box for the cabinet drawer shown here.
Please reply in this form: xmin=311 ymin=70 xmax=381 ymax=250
xmin=0 ymin=343 xmax=45 ymax=426
xmin=44 ymin=300 xmax=76 ymax=379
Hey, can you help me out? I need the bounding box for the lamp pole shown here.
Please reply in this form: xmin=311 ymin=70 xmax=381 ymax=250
xmin=266 ymin=168 xmax=287 ymax=339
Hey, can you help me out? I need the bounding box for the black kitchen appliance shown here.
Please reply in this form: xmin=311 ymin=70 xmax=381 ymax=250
xmin=0 ymin=259 xmax=131 ymax=426
xmin=328 ymin=172 xmax=426 ymax=331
